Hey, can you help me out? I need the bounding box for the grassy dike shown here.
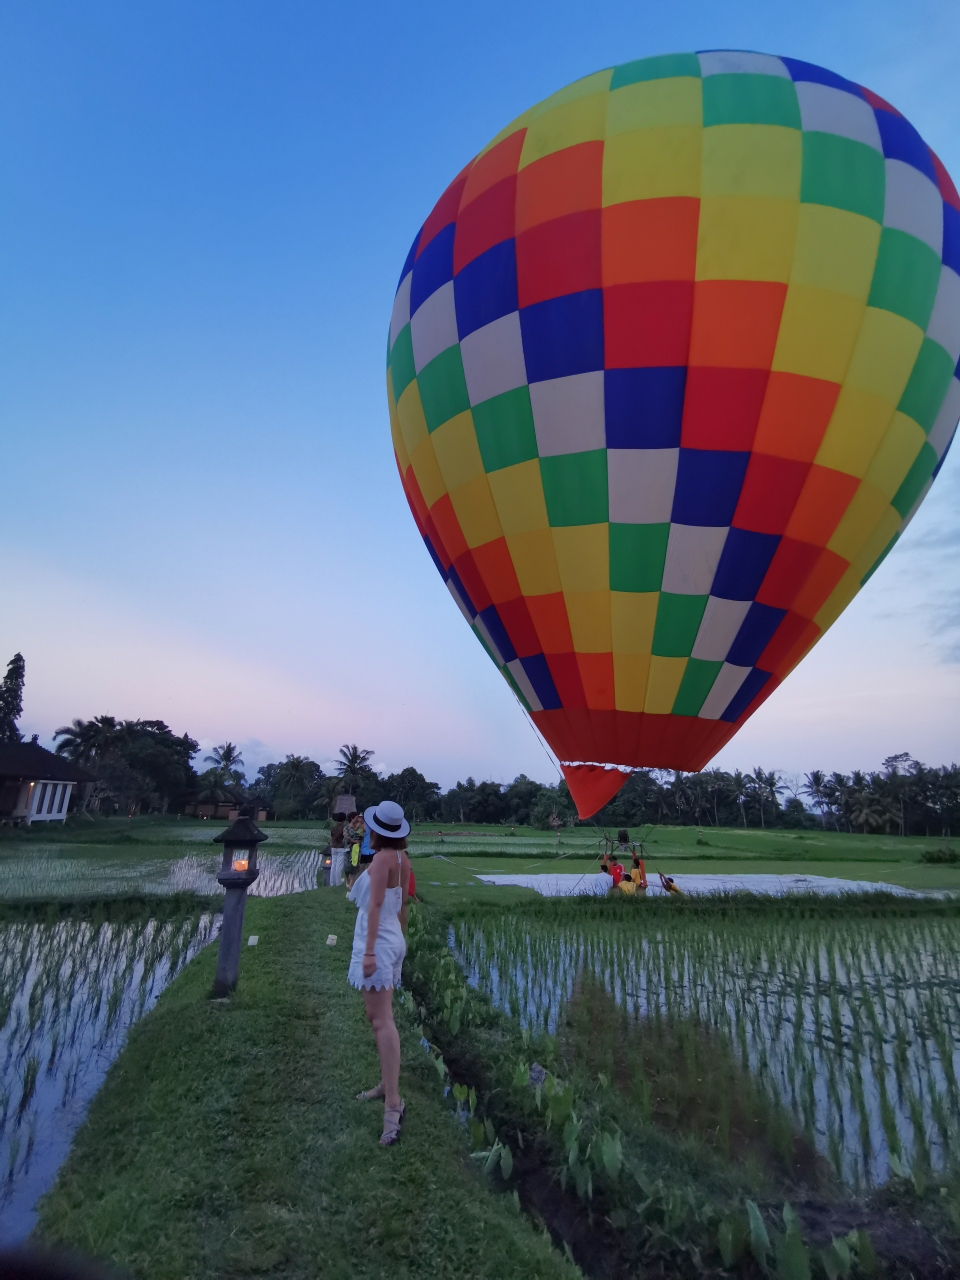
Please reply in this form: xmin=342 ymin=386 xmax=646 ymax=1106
xmin=36 ymin=889 xmax=577 ymax=1280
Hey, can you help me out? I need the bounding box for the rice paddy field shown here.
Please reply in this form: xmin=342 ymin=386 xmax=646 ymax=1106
xmin=3 ymin=815 xmax=958 ymax=899
xmin=4 ymin=815 xmax=960 ymax=1273
xmin=0 ymin=903 xmax=216 ymax=1240
xmin=453 ymin=902 xmax=960 ymax=1191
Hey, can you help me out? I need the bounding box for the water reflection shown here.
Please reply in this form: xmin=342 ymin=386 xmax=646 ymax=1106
xmin=454 ymin=915 xmax=960 ymax=1189
xmin=0 ymin=912 xmax=216 ymax=1244
xmin=0 ymin=850 xmax=328 ymax=902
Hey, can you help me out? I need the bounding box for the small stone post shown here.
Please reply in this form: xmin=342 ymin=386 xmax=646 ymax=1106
xmin=211 ymin=816 xmax=267 ymax=998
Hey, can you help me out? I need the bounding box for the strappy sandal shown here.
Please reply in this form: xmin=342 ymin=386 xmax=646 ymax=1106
xmin=356 ymin=1082 xmax=385 ymax=1102
xmin=379 ymin=1101 xmax=405 ymax=1146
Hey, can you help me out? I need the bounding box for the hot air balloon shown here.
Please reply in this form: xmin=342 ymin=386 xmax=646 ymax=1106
xmin=386 ymin=51 xmax=960 ymax=819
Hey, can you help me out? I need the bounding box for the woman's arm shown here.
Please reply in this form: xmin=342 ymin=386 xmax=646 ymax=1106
xmin=363 ymin=853 xmax=388 ymax=971
xmin=399 ymin=854 xmax=410 ymax=936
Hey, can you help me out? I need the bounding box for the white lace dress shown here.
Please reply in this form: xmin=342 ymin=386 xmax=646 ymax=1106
xmin=347 ymin=860 xmax=406 ymax=990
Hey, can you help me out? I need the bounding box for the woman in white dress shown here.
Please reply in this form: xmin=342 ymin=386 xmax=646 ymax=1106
xmin=347 ymin=799 xmax=412 ymax=1145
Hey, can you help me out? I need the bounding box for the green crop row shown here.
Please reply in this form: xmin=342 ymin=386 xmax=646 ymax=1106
xmin=451 ymin=898 xmax=960 ymax=1191
xmin=403 ymin=902 xmax=921 ymax=1278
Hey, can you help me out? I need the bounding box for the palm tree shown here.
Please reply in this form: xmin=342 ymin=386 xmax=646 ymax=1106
xmin=204 ymin=742 xmax=244 ymax=773
xmin=276 ymin=755 xmax=319 ymax=788
xmin=728 ymin=770 xmax=749 ymax=827
xmin=670 ymin=771 xmax=691 ymax=824
xmin=850 ymin=792 xmax=893 ymax=834
xmin=826 ymin=773 xmax=852 ymax=831
xmin=688 ymin=773 xmax=708 ymax=826
xmin=802 ymin=770 xmax=828 ymax=827
xmin=54 ymin=716 xmax=120 ymax=765
xmin=337 ymin=744 xmax=374 ymax=791
xmin=195 ymin=769 xmax=230 ymax=808
xmin=764 ymin=769 xmax=785 ymax=824
xmin=706 ymin=769 xmax=727 ymax=827
xmin=749 ymin=767 xmax=768 ymax=827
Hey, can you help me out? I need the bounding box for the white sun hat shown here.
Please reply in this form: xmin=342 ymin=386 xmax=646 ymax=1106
xmin=363 ymin=799 xmax=411 ymax=839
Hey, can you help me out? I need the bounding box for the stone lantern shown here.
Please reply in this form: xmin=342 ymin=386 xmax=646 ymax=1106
xmin=211 ymin=816 xmax=267 ymax=998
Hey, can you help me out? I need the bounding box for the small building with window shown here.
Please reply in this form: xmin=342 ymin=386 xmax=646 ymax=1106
xmin=0 ymin=742 xmax=94 ymax=826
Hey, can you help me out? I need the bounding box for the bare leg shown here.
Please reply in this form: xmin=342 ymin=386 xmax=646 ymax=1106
xmin=362 ymin=986 xmax=401 ymax=1110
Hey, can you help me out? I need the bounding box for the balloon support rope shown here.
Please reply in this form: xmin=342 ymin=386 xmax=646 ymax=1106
xmin=511 ymin=695 xmax=564 ymax=782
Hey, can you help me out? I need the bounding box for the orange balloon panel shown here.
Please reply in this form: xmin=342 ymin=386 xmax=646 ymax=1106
xmin=387 ymin=52 xmax=960 ymax=816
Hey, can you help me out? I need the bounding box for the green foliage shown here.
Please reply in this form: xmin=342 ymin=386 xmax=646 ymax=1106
xmin=404 ymin=890 xmax=960 ymax=1276
xmin=262 ymin=755 xmax=327 ymax=818
xmin=0 ymin=652 xmax=25 ymax=744
xmin=379 ymin=766 xmax=442 ymax=822
xmin=456 ymin=897 xmax=960 ymax=1189
xmin=442 ymin=777 xmax=513 ymax=824
xmin=54 ymin=716 xmax=199 ymax=814
xmin=35 ymin=696 xmax=960 ymax=834
xmin=405 ymin=904 xmax=789 ymax=1275
xmin=531 ymin=782 xmax=577 ymax=830
xmin=922 ymin=846 xmax=959 ymax=864
xmin=249 ymin=755 xmax=441 ymax=820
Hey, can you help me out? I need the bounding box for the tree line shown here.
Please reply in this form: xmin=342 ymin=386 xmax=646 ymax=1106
xmin=51 ymin=716 xmax=960 ymax=836
xmin=5 ymin=652 xmax=957 ymax=834
xmin=592 ymin=756 xmax=960 ymax=837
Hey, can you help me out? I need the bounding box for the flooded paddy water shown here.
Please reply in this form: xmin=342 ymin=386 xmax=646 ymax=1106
xmin=0 ymin=847 xmax=329 ymax=901
xmin=0 ymin=825 xmax=334 ymax=1244
xmin=0 ymin=910 xmax=217 ymax=1242
xmin=454 ymin=910 xmax=960 ymax=1190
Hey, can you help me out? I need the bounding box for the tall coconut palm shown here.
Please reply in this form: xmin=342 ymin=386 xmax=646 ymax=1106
xmin=670 ymin=771 xmax=691 ymax=824
xmin=764 ymin=769 xmax=785 ymax=824
xmin=204 ymin=742 xmax=244 ymax=773
xmin=802 ymin=770 xmax=829 ymax=827
xmin=826 ymin=773 xmax=852 ymax=831
xmin=706 ymin=769 xmax=727 ymax=826
xmin=336 ymin=744 xmax=374 ymax=791
xmin=752 ymin=768 xmax=783 ymax=829
xmin=728 ymin=770 xmax=749 ymax=827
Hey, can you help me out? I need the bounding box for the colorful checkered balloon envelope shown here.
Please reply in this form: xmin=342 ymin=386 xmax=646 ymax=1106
xmin=386 ymin=51 xmax=960 ymax=819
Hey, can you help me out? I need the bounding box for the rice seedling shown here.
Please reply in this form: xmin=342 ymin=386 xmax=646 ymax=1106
xmin=0 ymin=908 xmax=216 ymax=1241
xmin=453 ymin=908 xmax=960 ymax=1189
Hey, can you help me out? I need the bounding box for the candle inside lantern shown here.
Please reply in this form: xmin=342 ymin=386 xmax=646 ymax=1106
xmin=232 ymin=852 xmax=249 ymax=871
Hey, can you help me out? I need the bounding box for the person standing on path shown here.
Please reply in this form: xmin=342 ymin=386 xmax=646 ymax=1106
xmin=329 ymin=815 xmax=348 ymax=887
xmin=344 ymin=812 xmax=363 ymax=888
xmin=348 ymin=800 xmax=411 ymax=1145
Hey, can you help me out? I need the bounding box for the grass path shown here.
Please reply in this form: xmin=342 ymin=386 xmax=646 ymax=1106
xmin=37 ymin=890 xmax=576 ymax=1280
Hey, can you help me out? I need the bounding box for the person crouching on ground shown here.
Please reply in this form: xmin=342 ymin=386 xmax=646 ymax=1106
xmin=348 ymin=799 xmax=412 ymax=1145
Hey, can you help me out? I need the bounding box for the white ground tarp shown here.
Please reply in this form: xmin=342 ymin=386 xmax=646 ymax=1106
xmin=474 ymin=872 xmax=923 ymax=898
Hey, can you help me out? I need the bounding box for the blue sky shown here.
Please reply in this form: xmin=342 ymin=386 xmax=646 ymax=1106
xmin=1 ymin=0 xmax=958 ymax=788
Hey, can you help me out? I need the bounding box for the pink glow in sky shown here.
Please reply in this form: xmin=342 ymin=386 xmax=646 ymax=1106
xmin=2 ymin=0 xmax=958 ymax=788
